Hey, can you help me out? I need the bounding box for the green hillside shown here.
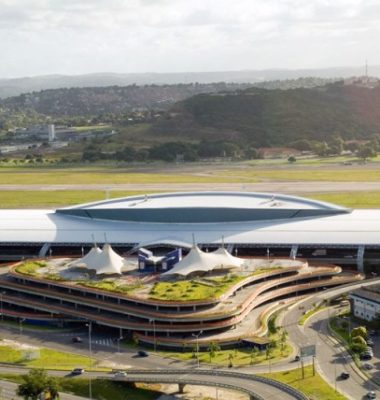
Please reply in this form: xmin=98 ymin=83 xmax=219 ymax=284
xmin=152 ymin=81 xmax=380 ymax=147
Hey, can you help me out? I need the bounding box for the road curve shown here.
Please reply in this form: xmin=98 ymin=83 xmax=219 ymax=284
xmin=105 ymin=369 xmax=307 ymax=400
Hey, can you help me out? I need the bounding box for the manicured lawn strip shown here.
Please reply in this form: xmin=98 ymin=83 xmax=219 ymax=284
xmin=0 ymin=374 xmax=161 ymax=400
xmin=261 ymin=366 xmax=347 ymax=400
xmin=160 ymin=344 xmax=292 ymax=366
xmin=0 ymin=344 xmax=104 ymax=371
xmin=299 ymin=305 xmax=327 ymax=326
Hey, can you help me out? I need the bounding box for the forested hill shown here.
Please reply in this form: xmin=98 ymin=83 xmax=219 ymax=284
xmin=151 ymin=81 xmax=380 ymax=147
xmin=0 ymin=82 xmax=253 ymax=116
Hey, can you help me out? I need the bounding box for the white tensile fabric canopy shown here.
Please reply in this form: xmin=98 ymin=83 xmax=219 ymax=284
xmin=69 ymin=245 xmax=102 ymax=268
xmin=70 ymin=244 xmax=125 ymax=275
xmin=163 ymin=246 xmax=243 ymax=276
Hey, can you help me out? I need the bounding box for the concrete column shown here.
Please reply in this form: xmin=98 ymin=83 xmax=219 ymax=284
xmin=178 ymin=383 xmax=185 ymax=394
xmin=357 ymin=245 xmax=365 ymax=272
xmin=290 ymin=245 xmax=298 ymax=259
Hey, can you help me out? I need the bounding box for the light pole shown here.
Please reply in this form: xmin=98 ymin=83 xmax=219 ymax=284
xmin=117 ymin=336 xmax=123 ymax=353
xmin=19 ymin=318 xmax=25 ymax=334
xmin=86 ymin=322 xmax=92 ymax=400
xmin=149 ymin=319 xmax=156 ymax=352
xmin=192 ymin=330 xmax=203 ymax=368
xmin=0 ymin=291 xmax=5 ymax=321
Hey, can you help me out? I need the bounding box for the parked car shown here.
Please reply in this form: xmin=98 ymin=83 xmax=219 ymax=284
xmin=367 ymin=391 xmax=376 ymax=399
xmin=72 ymin=336 xmax=83 ymax=343
xmin=294 ymin=355 xmax=300 ymax=362
xmin=360 ymin=353 xmax=373 ymax=361
xmin=367 ymin=339 xmax=374 ymax=347
xmin=71 ymin=368 xmax=85 ymax=375
xmin=137 ymin=350 xmax=148 ymax=357
xmin=363 ymin=363 xmax=374 ymax=370
xmin=340 ymin=372 xmax=350 ymax=380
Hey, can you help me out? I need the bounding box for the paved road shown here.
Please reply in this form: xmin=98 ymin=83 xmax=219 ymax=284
xmin=106 ymin=369 xmax=305 ymax=400
xmin=284 ymin=278 xmax=380 ymax=400
xmin=4 ymin=181 xmax=380 ymax=194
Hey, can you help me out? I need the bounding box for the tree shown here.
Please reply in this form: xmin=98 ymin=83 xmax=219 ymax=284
xmin=207 ymin=341 xmax=221 ymax=362
xmin=350 ymin=335 xmax=367 ymax=353
xmin=351 ymin=326 xmax=367 ymax=340
xmin=357 ymin=145 xmax=377 ymax=161
xmin=17 ymin=369 xmax=60 ymax=400
xmin=288 ymin=156 xmax=296 ymax=163
xmin=250 ymin=346 xmax=259 ymax=365
xmin=280 ymin=330 xmax=288 ymax=355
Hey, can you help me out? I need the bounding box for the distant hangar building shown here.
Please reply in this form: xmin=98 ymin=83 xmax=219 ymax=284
xmin=1 ymin=191 xmax=380 ymax=270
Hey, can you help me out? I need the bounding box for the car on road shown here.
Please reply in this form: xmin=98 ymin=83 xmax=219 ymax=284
xmin=361 ymin=354 xmax=373 ymax=360
xmin=363 ymin=363 xmax=374 ymax=370
xmin=294 ymin=355 xmax=300 ymax=362
xmin=71 ymin=368 xmax=85 ymax=375
xmin=367 ymin=391 xmax=376 ymax=399
xmin=137 ymin=350 xmax=148 ymax=357
xmin=72 ymin=336 xmax=83 ymax=343
xmin=340 ymin=372 xmax=350 ymax=380
xmin=114 ymin=371 xmax=127 ymax=378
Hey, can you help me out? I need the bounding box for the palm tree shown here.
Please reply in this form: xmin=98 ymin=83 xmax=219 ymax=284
xmin=280 ymin=330 xmax=288 ymax=355
xmin=250 ymin=346 xmax=259 ymax=365
xmin=207 ymin=341 xmax=221 ymax=362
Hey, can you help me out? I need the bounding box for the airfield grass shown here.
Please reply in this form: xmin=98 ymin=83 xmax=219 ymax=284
xmin=217 ymin=167 xmax=380 ymax=182
xmin=0 ymin=189 xmax=379 ymax=208
xmin=0 ymin=373 xmax=161 ymax=400
xmin=262 ymin=365 xmax=347 ymax=400
xmin=0 ymin=190 xmax=159 ymax=207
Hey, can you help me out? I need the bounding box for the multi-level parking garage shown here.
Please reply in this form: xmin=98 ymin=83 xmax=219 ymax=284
xmin=0 ymin=191 xmax=378 ymax=270
xmin=0 ymin=257 xmax=363 ymax=348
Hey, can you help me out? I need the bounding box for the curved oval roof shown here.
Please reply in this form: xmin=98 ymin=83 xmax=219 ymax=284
xmin=56 ymin=192 xmax=350 ymax=223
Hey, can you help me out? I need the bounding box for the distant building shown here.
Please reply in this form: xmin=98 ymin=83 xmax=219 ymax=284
xmin=350 ymin=286 xmax=380 ymax=321
xmin=48 ymin=124 xmax=55 ymax=142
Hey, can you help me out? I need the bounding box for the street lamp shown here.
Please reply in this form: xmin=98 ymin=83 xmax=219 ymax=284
xmin=0 ymin=291 xmax=6 ymax=321
xmin=192 ymin=330 xmax=203 ymax=368
xmin=117 ymin=336 xmax=123 ymax=353
xmin=19 ymin=318 xmax=25 ymax=334
xmin=85 ymin=322 xmax=93 ymax=400
xmin=149 ymin=319 xmax=156 ymax=352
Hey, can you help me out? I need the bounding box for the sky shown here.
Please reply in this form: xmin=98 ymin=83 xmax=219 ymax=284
xmin=0 ymin=0 xmax=379 ymax=78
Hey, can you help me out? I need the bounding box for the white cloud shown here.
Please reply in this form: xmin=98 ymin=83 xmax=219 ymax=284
xmin=0 ymin=0 xmax=379 ymax=77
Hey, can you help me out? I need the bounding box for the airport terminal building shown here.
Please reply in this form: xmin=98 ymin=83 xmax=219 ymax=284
xmin=1 ymin=191 xmax=380 ymax=271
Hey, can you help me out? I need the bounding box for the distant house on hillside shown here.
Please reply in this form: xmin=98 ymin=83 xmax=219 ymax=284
xmin=258 ymin=147 xmax=301 ymax=159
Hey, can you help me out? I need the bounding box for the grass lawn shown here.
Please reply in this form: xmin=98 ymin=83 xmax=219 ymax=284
xmin=80 ymin=279 xmax=142 ymax=294
xmin=0 ymin=344 xmax=104 ymax=371
xmin=149 ymin=274 xmax=245 ymax=301
xmin=262 ymin=365 xmax=347 ymax=400
xmin=161 ymin=343 xmax=292 ymax=366
xmin=299 ymin=305 xmax=327 ymax=326
xmin=0 ymin=373 xmax=161 ymax=400
xmin=15 ymin=260 xmax=46 ymax=275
